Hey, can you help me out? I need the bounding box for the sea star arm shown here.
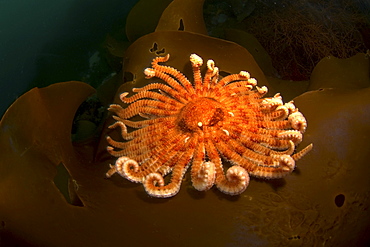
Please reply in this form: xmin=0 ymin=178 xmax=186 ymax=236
xmin=248 ymin=154 xmax=296 ymax=178
xmin=143 ymin=136 xmax=196 ymax=198
xmin=132 ymin=83 xmax=188 ymax=104
xmin=112 ymin=101 xmax=178 ymax=119
xmin=121 ymin=91 xmax=183 ymax=108
xmin=212 ymin=129 xmax=297 ymax=178
xmin=205 ymin=137 xmax=249 ymax=195
xmin=150 ymin=54 xmax=195 ymax=95
xmin=288 ymin=110 xmax=307 ymax=133
xmin=144 ymin=68 xmax=191 ymax=101
xmin=190 ymin=54 xmax=204 ymax=95
xmin=202 ymin=59 xmax=219 ymax=91
xmin=107 ymin=118 xmax=174 ymax=141
xmin=119 ymin=116 xmax=176 ymax=129
xmin=292 ymin=143 xmax=313 ymax=161
xmin=190 ymin=134 xmax=216 ymax=191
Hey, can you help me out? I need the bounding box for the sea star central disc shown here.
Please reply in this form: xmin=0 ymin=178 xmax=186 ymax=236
xmin=178 ymin=97 xmax=225 ymax=132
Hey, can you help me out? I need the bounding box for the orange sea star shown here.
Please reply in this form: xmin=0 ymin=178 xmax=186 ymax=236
xmin=106 ymin=54 xmax=312 ymax=198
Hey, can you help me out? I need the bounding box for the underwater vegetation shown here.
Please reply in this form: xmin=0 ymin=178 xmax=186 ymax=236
xmin=204 ymin=0 xmax=369 ymax=80
xmin=0 ymin=0 xmax=370 ymax=246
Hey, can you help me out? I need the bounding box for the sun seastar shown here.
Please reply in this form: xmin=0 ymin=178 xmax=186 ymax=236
xmin=106 ymin=54 xmax=312 ymax=198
